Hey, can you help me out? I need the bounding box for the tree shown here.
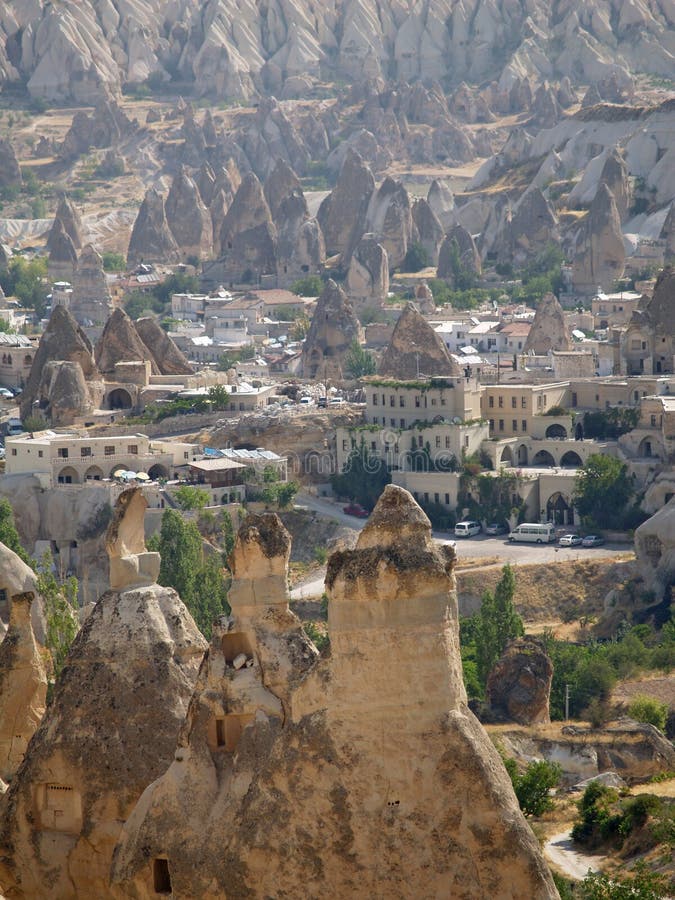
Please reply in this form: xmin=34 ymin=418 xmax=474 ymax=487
xmin=0 ymin=498 xmax=31 ymax=565
xmin=0 ymin=257 xmax=49 ymax=317
xmin=573 ymin=455 xmax=633 ymax=529
xmin=503 ymin=757 xmax=562 ymax=817
xmin=474 ymin=564 xmax=523 ymax=687
xmin=155 ymin=509 xmax=229 ymax=638
xmin=174 ymin=485 xmax=210 ymax=510
xmin=330 ymin=438 xmax=391 ymax=511
xmin=344 ymin=340 xmax=376 ymax=378
xmin=102 ymin=252 xmax=127 ymax=272
xmin=36 ymin=552 xmax=79 ymax=681
xmin=627 ymin=695 xmax=668 ymax=731
xmin=290 ymin=314 xmax=311 ymax=341
xmin=290 ymin=275 xmax=323 ymax=296
xmin=402 ymin=242 xmax=429 ymax=272
xmin=207 ymin=385 xmax=231 ymax=410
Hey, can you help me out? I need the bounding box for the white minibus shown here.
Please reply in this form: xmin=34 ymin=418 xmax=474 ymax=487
xmin=508 ymin=523 xmax=556 ymax=544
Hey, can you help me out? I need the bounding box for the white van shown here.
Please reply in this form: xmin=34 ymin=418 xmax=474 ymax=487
xmin=508 ymin=523 xmax=556 ymax=544
xmin=454 ymin=520 xmax=482 ymax=537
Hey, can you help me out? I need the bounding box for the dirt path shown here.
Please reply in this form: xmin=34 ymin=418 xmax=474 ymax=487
xmin=544 ymin=830 xmax=605 ymax=881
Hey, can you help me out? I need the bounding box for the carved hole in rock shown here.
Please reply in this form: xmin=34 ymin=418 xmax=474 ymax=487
xmin=153 ymin=858 xmax=172 ymax=894
xmin=221 ymin=713 xmax=254 ymax=752
xmin=36 ymin=783 xmax=82 ymax=833
xmin=221 ymin=632 xmax=254 ymax=666
xmin=644 ymin=534 xmax=663 ymax=564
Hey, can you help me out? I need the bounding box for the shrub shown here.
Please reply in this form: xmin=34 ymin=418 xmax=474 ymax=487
xmin=402 ymin=242 xmax=429 ymax=272
xmin=303 ymin=621 xmax=329 ymax=654
xmin=628 ymin=695 xmax=668 ymax=732
xmin=503 ymin=756 xmax=562 ymax=817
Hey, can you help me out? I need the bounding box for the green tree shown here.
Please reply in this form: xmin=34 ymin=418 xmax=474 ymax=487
xmin=36 ymin=552 xmax=79 ymax=681
xmin=102 ymin=252 xmax=127 ymax=272
xmin=0 ymin=498 xmax=31 ymax=565
xmin=0 ymin=257 xmax=49 ymax=317
xmin=290 ymin=275 xmax=323 ymax=296
xmin=474 ymin=564 xmax=523 ymax=687
xmin=344 ymin=339 xmax=376 ymax=378
xmin=627 ymin=695 xmax=668 ymax=731
xmin=330 ymin=438 xmax=391 ymax=511
xmin=290 ymin=314 xmax=311 ymax=340
xmin=402 ymin=242 xmax=429 ymax=272
xmin=207 ymin=385 xmax=231 ymax=410
xmin=503 ymin=756 xmax=562 ymax=817
xmin=573 ymin=454 xmax=633 ymax=530
xmin=174 ymin=485 xmax=210 ymax=510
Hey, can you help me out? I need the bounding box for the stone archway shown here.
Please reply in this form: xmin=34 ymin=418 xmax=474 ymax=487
xmin=148 ymin=463 xmax=169 ymax=480
xmin=546 ymin=492 xmax=574 ymax=526
xmin=106 ymin=388 xmax=133 ymax=410
xmin=545 ymin=423 xmax=568 ymax=440
xmin=560 ymin=450 xmax=583 ymax=468
xmin=84 ymin=465 xmax=104 ymax=481
xmin=638 ymin=436 xmax=654 ymax=458
xmin=517 ymin=444 xmax=528 ymax=465
xmin=532 ymin=449 xmax=555 ymax=467
xmin=500 ymin=445 xmax=513 ymax=466
xmin=57 ymin=466 xmax=79 ymax=485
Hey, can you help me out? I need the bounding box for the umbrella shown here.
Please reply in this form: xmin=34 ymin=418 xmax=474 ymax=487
xmin=113 ymin=469 xmax=127 ymax=478
xmin=134 ymin=472 xmax=150 ymax=481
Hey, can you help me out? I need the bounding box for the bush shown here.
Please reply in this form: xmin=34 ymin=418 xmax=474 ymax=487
xmin=503 ymin=756 xmax=562 ymax=817
xmin=290 ymin=275 xmax=323 ymax=296
xmin=102 ymin=252 xmax=126 ymax=272
xmin=402 ymin=242 xmax=429 ymax=272
xmin=627 ymin=695 xmax=668 ymax=732
xmin=303 ymin=621 xmax=329 ymax=654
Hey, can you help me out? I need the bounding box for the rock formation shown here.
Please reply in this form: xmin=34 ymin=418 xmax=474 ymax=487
xmin=95 ymin=307 xmax=159 ymax=377
xmin=414 ymin=280 xmax=436 ymax=315
xmin=195 ymin=160 xmax=217 ymax=207
xmin=660 ymin=203 xmax=675 ymax=260
xmin=20 ymin=305 xmax=103 ymax=424
xmin=487 ymin=638 xmax=553 ymax=725
xmin=599 ymin=149 xmax=631 ymax=221
xmin=46 ymin=194 xmax=84 ymax=254
xmin=217 ymin=173 xmax=278 ymax=282
xmin=411 ymin=197 xmax=444 ymax=266
xmin=437 ymin=225 xmax=482 ymax=285
xmin=0 ymin=138 xmax=21 ymax=189
xmin=47 ymin=218 xmax=78 ymax=283
xmin=523 ymin=293 xmax=573 ymax=355
xmin=635 ymin=498 xmax=675 ymax=599
xmin=111 ymin=487 xmax=557 ymax=899
xmin=572 ymin=184 xmax=625 ymax=293
xmin=427 ymin=178 xmax=455 ymax=230
xmin=379 ymin=303 xmax=461 ymax=379
xmin=0 ymin=544 xmax=46 ymax=645
xmin=494 ymin=189 xmax=559 ymax=265
xmin=106 ymin=488 xmax=160 ymax=591
xmin=317 ymin=149 xmax=374 ymax=259
xmin=0 ymin=489 xmax=207 ymax=899
xmin=127 ymin=188 xmax=180 ymax=268
xmin=365 ymin=176 xmax=414 ymax=270
xmin=39 ymin=359 xmax=97 ymax=427
xmin=0 ymin=592 xmax=47 ymax=782
xmin=301 ymin=279 xmax=361 ymax=380
xmin=70 ymin=244 xmax=114 ymax=328
xmin=165 ymin=166 xmax=213 ymax=262
xmin=135 ymin=317 xmax=194 ymax=376
xmin=346 ymin=234 xmax=389 ymax=314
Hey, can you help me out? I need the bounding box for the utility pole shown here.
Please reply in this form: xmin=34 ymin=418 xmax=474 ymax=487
xmin=565 ymin=684 xmax=570 ymax=721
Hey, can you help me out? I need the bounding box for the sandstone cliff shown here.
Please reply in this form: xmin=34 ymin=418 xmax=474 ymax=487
xmin=111 ymin=487 xmax=557 ymax=899
xmin=379 ymin=302 xmax=461 ymax=379
xmin=301 ymin=279 xmax=361 ymax=381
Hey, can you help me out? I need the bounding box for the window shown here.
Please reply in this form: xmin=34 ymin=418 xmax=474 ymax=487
xmin=153 ymin=859 xmax=172 ymax=895
xmin=431 ymin=398 xmax=437 ymax=406
xmin=342 ymin=440 xmax=348 ymax=451
xmin=127 ymin=445 xmax=138 ymax=455
xmin=400 ymin=418 xmax=405 ymax=428
xmin=415 ymin=396 xmax=421 ymax=407
xmin=11 ymin=448 xmax=16 ymax=456
xmin=80 ymin=447 xmax=91 ymax=458
xmin=511 ymin=397 xmax=517 ymax=409
xmin=521 ymin=397 xmax=527 ymax=408
xmin=650 ymin=415 xmax=657 ymax=427
xmin=440 ymin=397 xmax=446 ymax=406
xmin=444 ymin=493 xmax=450 ymax=505
xmin=498 ymin=396 xmax=503 ymax=408
xmin=399 ymin=396 xmax=405 ymax=407
xmin=445 ymin=436 xmax=450 ymax=449
xmin=57 ymin=448 xmax=68 ymax=459
xmin=371 ymin=441 xmax=376 ymax=452
xmin=434 ymin=493 xmax=439 ymax=504
xmin=423 ymin=492 xmax=429 ymax=503
xmin=488 ymin=396 xmax=494 ymax=408
xmin=499 ymin=419 xmax=504 ymax=431
xmin=390 ymin=418 xmax=396 ymax=427
xmin=390 ymin=395 xmax=395 ymax=407
xmin=571 ymin=393 xmax=578 ymax=407
xmin=522 ymin=420 xmax=527 ymax=432
xmin=38 ymin=450 xmax=43 ymax=458
xmin=435 ymin=436 xmax=441 ymax=448
xmin=381 ymin=394 xmax=385 ymax=406
xmin=512 ymin=420 xmax=517 ymax=432
xmin=184 ymin=452 xmax=189 ymax=459
xmin=489 ymin=419 xmax=494 ymax=430
xmin=372 ymin=394 xmax=378 ymax=405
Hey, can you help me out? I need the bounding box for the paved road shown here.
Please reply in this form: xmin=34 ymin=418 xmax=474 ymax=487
xmin=544 ymin=830 xmax=604 ymax=881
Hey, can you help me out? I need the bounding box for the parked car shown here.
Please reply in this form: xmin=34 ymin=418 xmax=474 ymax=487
xmin=329 ymin=396 xmax=344 ymax=406
xmin=454 ymin=520 xmax=482 ymax=537
xmin=582 ymin=534 xmax=605 ymax=547
xmin=485 ymin=522 xmax=508 ymax=536
xmin=343 ymin=503 xmax=369 ymax=519
xmin=298 ymin=396 xmax=313 ymax=406
xmin=0 ymin=388 xmax=13 ymax=399
xmin=559 ymin=533 xmax=582 ymax=547
xmin=317 ymin=397 xmax=327 ymax=408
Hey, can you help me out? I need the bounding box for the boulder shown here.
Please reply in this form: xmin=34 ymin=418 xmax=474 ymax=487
xmin=110 ymin=487 xmax=557 ymax=899
xmin=95 ymin=307 xmax=159 ymax=377
xmin=127 ymin=188 xmax=180 ymax=268
xmin=365 ymin=176 xmax=414 ymax=270
xmin=346 ymin=233 xmax=389 ymax=313
xmin=572 ymin=184 xmax=625 ymax=293
xmin=411 ymin=197 xmax=444 ymax=266
xmin=165 ymin=166 xmax=213 ymax=261
xmin=487 ymin=638 xmax=553 ymax=725
xmin=0 ymin=139 xmax=21 ymax=189
xmin=70 ymin=244 xmax=113 ymax=327
xmin=0 ymin=592 xmax=47 ymax=782
xmin=317 ymin=149 xmax=374 ymax=259
xmin=379 ymin=303 xmax=461 ymax=379
xmin=47 ymin=218 xmax=78 ymax=283
xmin=135 ymin=317 xmax=194 ymax=376
xmin=523 ymin=292 xmax=573 ymax=354
xmin=437 ymin=225 xmax=482 ymax=285
xmin=0 ymin=490 xmax=207 ymax=899
xmin=20 ymin=305 xmax=102 ymax=423
xmin=301 ymin=279 xmax=361 ymax=380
